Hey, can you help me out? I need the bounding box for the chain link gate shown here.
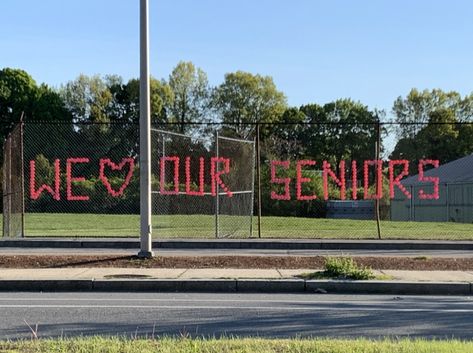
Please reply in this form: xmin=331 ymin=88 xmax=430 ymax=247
xmin=151 ymin=127 xmax=255 ymax=238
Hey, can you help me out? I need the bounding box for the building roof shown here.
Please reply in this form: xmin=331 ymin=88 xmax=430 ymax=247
xmin=401 ymin=154 xmax=473 ymax=186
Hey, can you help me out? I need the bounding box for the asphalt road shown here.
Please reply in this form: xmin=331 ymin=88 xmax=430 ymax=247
xmin=1 ymin=292 xmax=473 ymax=339
xmin=1 ymin=247 xmax=473 ymax=257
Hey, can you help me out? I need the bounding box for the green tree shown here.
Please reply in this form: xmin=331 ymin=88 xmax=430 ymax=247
xmin=300 ymin=99 xmax=379 ymax=168
xmin=392 ymin=88 xmax=473 ymax=139
xmin=212 ymin=71 xmax=287 ymax=138
xmin=60 ymin=74 xmax=113 ymax=124
xmin=324 ymin=100 xmax=380 ymax=167
xmin=168 ymin=61 xmax=210 ymax=133
xmin=107 ymin=76 xmax=173 ymax=159
xmin=60 ymin=74 xmax=174 ymax=164
xmin=0 ymin=69 xmax=72 ymax=207
xmin=390 ymin=108 xmax=465 ymax=164
xmin=0 ymin=68 xmax=37 ymax=130
xmin=0 ymin=68 xmax=71 ymax=159
xmin=33 ymin=84 xmax=71 ymax=122
xmin=456 ymin=123 xmax=473 ymax=158
xmin=263 ymin=107 xmax=307 ymax=159
xmin=417 ymin=109 xmax=459 ymax=163
xmin=109 ymin=77 xmax=173 ymax=124
xmin=59 ymin=74 xmax=119 ymax=162
xmin=391 ymin=89 xmax=473 ymax=163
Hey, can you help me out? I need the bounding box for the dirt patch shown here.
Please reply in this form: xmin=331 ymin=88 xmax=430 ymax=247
xmin=1 ymin=255 xmax=473 ymax=271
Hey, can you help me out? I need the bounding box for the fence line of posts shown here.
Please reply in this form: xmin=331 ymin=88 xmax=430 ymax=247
xmin=3 ymin=119 xmax=473 ymax=239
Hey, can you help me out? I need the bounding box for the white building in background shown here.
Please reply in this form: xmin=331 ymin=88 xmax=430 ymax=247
xmin=390 ymin=154 xmax=473 ymax=223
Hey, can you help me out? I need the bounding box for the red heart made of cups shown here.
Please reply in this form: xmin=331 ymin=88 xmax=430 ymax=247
xmin=99 ymin=158 xmax=135 ymax=197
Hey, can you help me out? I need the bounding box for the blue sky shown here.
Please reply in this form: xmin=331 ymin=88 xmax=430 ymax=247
xmin=1 ymin=0 xmax=472 ymax=115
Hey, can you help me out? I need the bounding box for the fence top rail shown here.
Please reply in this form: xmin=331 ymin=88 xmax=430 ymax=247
xmin=9 ymin=120 xmax=473 ymax=126
xmin=150 ymin=128 xmax=206 ymax=140
xmin=217 ymin=135 xmax=255 ymax=144
xmin=151 ymin=128 xmax=254 ymax=144
xmin=9 ymin=120 xmax=138 ymax=125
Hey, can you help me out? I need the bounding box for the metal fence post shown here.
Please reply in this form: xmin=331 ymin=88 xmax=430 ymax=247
xmin=215 ymin=130 xmax=220 ymax=238
xmin=2 ymin=133 xmax=11 ymax=238
xmin=19 ymin=114 xmax=25 ymax=238
xmin=446 ymin=183 xmax=449 ymax=222
xmin=375 ymin=121 xmax=382 ymax=239
xmin=256 ymin=123 xmax=262 ymax=238
xmin=410 ymin=185 xmax=413 ymax=221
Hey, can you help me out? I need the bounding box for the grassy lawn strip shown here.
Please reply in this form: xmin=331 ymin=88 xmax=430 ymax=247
xmin=16 ymin=213 xmax=473 ymax=239
xmin=1 ymin=337 xmax=473 ymax=353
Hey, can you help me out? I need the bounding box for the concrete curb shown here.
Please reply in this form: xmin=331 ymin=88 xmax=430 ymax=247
xmin=305 ymin=280 xmax=471 ymax=295
xmin=0 ymin=279 xmax=471 ymax=295
xmin=237 ymin=279 xmax=306 ymax=293
xmin=2 ymin=238 xmax=473 ymax=251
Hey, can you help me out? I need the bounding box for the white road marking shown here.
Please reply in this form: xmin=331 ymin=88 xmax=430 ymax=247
xmin=0 ymin=297 xmax=470 ymax=304
xmin=0 ymin=304 xmax=472 ymax=313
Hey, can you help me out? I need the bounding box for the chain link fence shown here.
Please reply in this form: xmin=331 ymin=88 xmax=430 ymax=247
xmin=2 ymin=120 xmax=473 ymax=240
xmin=2 ymin=122 xmax=255 ymax=238
xmin=21 ymin=122 xmax=140 ymax=237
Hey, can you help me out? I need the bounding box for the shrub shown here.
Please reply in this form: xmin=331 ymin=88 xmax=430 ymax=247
xmin=324 ymin=257 xmax=375 ymax=280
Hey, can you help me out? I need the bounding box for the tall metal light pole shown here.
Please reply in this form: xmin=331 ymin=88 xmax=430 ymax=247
xmin=138 ymin=0 xmax=154 ymax=258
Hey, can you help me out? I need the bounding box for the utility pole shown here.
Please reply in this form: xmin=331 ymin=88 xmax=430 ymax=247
xmin=138 ymin=0 xmax=154 ymax=258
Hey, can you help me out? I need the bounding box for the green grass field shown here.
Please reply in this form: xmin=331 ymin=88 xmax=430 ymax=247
xmin=1 ymin=337 xmax=473 ymax=353
xmin=4 ymin=213 xmax=472 ymax=239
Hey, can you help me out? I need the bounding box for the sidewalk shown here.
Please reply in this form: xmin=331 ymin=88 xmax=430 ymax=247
xmin=1 ymin=267 xmax=473 ymax=295
xmin=2 ymin=267 xmax=473 ymax=282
